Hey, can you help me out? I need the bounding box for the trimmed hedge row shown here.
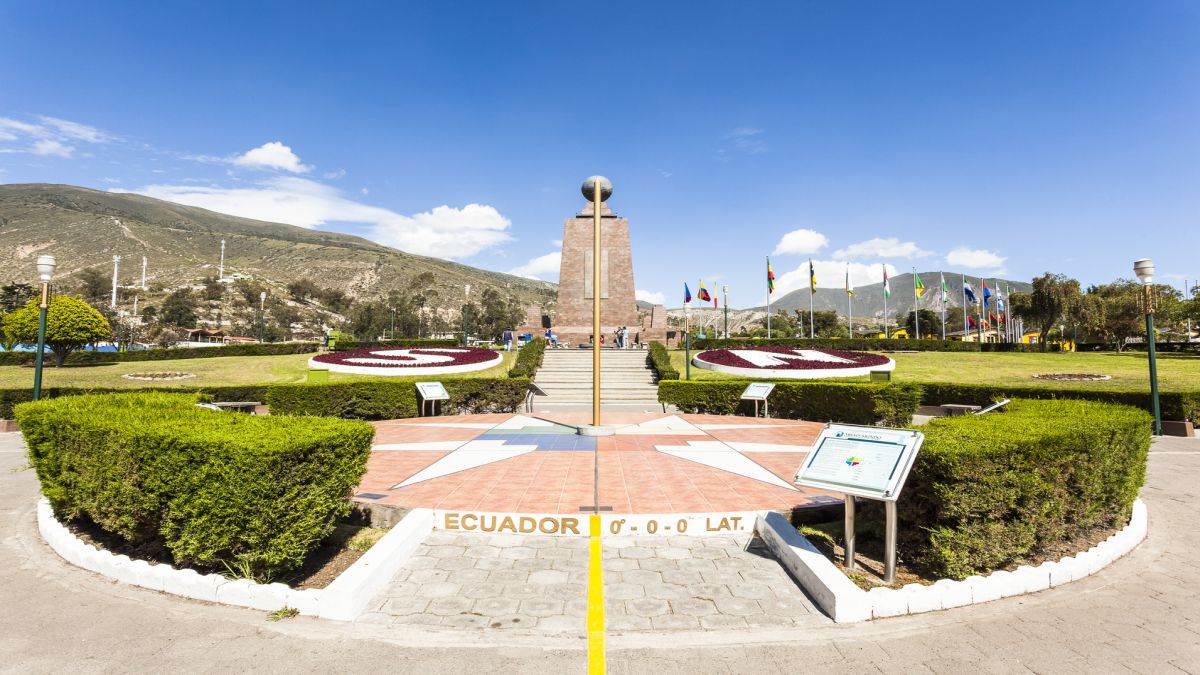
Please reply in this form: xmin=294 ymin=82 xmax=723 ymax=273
xmin=0 ymin=342 xmax=318 ymax=366
xmin=888 ymin=399 xmax=1150 ymax=579
xmin=329 ymin=338 xmax=459 ymax=351
xmin=507 ymin=338 xmax=546 ymax=378
xmin=689 ymin=338 xmax=1047 ymax=353
xmin=658 ymin=380 xmax=921 ymax=427
xmin=0 ymin=384 xmax=269 ymax=419
xmin=266 ymin=378 xmax=530 ymax=419
xmin=916 ymin=382 xmax=1200 ymax=422
xmin=648 ymin=342 xmax=679 ymax=381
xmin=16 ymin=392 xmax=373 ymax=580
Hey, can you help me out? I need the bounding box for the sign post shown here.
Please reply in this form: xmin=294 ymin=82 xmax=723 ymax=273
xmin=794 ymin=423 xmax=923 ymax=582
xmin=739 ymin=382 xmax=775 ymax=418
xmin=415 ymin=381 xmax=450 ymax=417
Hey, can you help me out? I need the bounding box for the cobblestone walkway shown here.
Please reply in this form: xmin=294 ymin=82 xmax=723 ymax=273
xmin=603 ymin=534 xmax=825 ymax=631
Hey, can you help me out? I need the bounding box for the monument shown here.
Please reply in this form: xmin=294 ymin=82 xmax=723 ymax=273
xmin=551 ymin=189 xmax=642 ymax=346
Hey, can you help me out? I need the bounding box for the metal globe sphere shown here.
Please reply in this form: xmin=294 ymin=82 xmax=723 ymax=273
xmin=581 ymin=176 xmax=613 ymax=203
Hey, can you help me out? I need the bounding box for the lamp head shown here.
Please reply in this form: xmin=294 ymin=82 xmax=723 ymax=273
xmin=465 ymin=284 xmax=471 ymax=297
xmin=36 ymin=254 xmax=56 ymax=282
xmin=259 ymin=291 xmax=267 ymax=300
xmin=581 ymin=176 xmax=613 ymax=203
xmin=1133 ymin=258 xmax=1155 ymax=285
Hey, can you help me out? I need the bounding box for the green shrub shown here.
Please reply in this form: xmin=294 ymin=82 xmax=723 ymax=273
xmin=648 ymin=342 xmax=679 ymax=381
xmin=917 ymin=382 xmax=1200 ymax=423
xmin=266 ymin=378 xmax=528 ymax=420
xmin=0 ymin=385 xmax=270 ymax=419
xmin=0 ymin=341 xmax=319 ymax=366
xmin=658 ymin=380 xmax=921 ymax=426
xmin=508 ymin=338 xmax=546 ymax=378
xmin=330 ymin=338 xmax=458 ymax=351
xmin=16 ymin=392 xmax=373 ymax=580
xmin=891 ymin=399 xmax=1150 ymax=579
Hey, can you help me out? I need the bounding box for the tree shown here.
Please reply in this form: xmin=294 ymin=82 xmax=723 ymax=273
xmin=201 ymin=276 xmax=224 ymax=301
xmin=148 ymin=325 xmax=183 ymax=348
xmin=74 ymin=267 xmax=111 ymax=303
xmin=1010 ymin=273 xmax=1083 ymax=350
xmin=903 ymin=309 xmax=942 ymax=338
xmin=1085 ymin=282 xmax=1142 ymax=350
xmin=160 ymin=289 xmax=198 ymax=328
xmin=0 ymin=283 xmax=35 ymax=313
xmin=287 ymin=278 xmax=320 ymax=302
xmin=473 ymin=287 xmax=524 ymax=341
xmin=2 ymin=296 xmax=112 ymax=366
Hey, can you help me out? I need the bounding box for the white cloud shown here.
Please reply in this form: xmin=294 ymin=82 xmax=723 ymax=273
xmin=119 ymin=176 xmax=512 ymax=259
xmin=773 ymin=260 xmax=898 ymax=298
xmin=31 ymin=139 xmax=74 ymax=157
xmin=772 ymin=228 xmax=829 ymax=255
xmin=323 ymin=168 xmax=346 ymax=179
xmin=728 ymin=127 xmax=768 ymax=154
xmin=37 ymin=116 xmax=113 ymax=143
xmin=833 ymin=237 xmax=932 ymax=259
xmin=508 ymin=251 xmax=562 ymax=280
xmin=637 ymin=290 xmax=666 ymax=305
xmin=551 ymin=239 xmax=562 ymax=247
xmin=946 ymin=247 xmax=1006 ymax=273
xmin=231 ymin=141 xmax=312 ymax=173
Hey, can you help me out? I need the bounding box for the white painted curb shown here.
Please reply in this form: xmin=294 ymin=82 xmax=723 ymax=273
xmin=307 ymin=350 xmax=502 ymax=377
xmin=693 ymin=351 xmax=896 ymax=380
xmin=37 ymin=498 xmax=433 ymax=621
xmin=756 ymin=498 xmax=1148 ymax=623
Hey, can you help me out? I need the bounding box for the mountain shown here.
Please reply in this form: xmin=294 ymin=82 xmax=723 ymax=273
xmin=751 ymin=272 xmax=1031 ymax=321
xmin=0 ymin=184 xmax=556 ymax=312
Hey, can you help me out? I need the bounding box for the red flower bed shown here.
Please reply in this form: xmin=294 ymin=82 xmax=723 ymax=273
xmin=696 ymin=347 xmax=891 ymax=370
xmin=311 ymin=346 xmax=499 ymax=369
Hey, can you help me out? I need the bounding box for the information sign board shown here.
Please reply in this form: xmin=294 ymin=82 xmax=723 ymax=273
xmin=794 ymin=424 xmax=923 ymax=501
xmin=415 ymin=381 xmax=450 ymax=401
xmin=740 ymin=382 xmax=775 ymax=401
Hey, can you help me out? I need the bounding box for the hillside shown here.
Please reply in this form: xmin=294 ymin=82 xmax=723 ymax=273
xmin=751 ymin=272 xmax=1031 ymax=319
xmin=0 ymin=184 xmax=556 ymax=312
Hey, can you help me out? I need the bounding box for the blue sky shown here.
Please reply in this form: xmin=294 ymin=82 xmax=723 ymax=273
xmin=1 ymin=2 xmax=1196 ymax=307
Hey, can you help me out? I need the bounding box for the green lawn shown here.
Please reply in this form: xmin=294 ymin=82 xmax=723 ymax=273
xmin=0 ymin=351 xmax=519 ymax=390
xmin=668 ymin=349 xmax=1200 ymax=391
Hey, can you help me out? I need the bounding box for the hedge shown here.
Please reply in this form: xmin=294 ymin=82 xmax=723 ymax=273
xmin=330 ymin=338 xmax=459 ymax=351
xmin=917 ymin=382 xmax=1200 ymax=422
xmin=16 ymin=392 xmax=373 ymax=580
xmin=266 ymin=378 xmax=530 ymax=420
xmin=658 ymin=380 xmax=921 ymax=427
xmin=886 ymin=399 xmax=1150 ymax=579
xmin=648 ymin=342 xmax=679 ymax=381
xmin=0 ymin=342 xmax=318 ymax=366
xmin=690 ymin=338 xmax=1049 ymax=353
xmin=507 ymin=338 xmax=546 ymax=378
xmin=0 ymin=384 xmax=270 ymax=419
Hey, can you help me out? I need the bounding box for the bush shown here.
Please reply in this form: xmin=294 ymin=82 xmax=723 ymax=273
xmin=916 ymin=382 xmax=1200 ymax=423
xmin=891 ymin=399 xmax=1150 ymax=579
xmin=0 ymin=384 xmax=270 ymax=419
xmin=16 ymin=392 xmax=373 ymax=580
xmin=658 ymin=380 xmax=921 ymax=426
xmin=3 ymin=295 xmax=112 ymax=366
xmin=508 ymin=338 xmax=546 ymax=378
xmin=0 ymin=341 xmax=319 ymax=366
xmin=648 ymin=342 xmax=679 ymax=381
xmin=330 ymin=338 xmax=458 ymax=351
xmin=266 ymin=378 xmax=529 ymax=420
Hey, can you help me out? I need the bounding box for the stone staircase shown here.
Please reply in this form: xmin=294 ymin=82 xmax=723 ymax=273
xmin=532 ymin=349 xmax=662 ymax=410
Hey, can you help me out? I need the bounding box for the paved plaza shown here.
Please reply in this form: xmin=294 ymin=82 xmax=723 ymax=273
xmin=3 ymin=431 xmax=1200 ymax=672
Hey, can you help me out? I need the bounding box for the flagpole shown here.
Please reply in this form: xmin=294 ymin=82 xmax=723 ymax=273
xmin=941 ymin=273 xmax=947 ymax=341
xmin=961 ymin=274 xmax=968 ymax=342
xmin=766 ymin=257 xmax=772 ymax=340
xmin=847 ymin=266 xmax=853 ymax=340
xmin=913 ymin=267 xmax=920 ymax=340
xmin=977 ymin=277 xmax=983 ymax=344
xmin=883 ymin=269 xmax=889 ymax=340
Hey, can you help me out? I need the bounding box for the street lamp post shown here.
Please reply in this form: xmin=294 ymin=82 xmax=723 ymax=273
xmin=390 ymin=307 xmax=396 ymax=340
xmin=258 ymin=291 xmax=267 ymax=344
xmin=722 ymin=285 xmax=729 ymax=339
xmin=1134 ymin=259 xmax=1162 ymax=436
xmin=32 ymin=255 xmax=56 ymax=401
xmin=462 ymin=284 xmax=471 ymax=346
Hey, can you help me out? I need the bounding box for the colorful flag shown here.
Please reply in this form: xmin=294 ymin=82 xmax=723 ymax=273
xmin=684 ymin=282 xmax=692 ymax=304
xmin=767 ymin=258 xmax=776 ymax=294
xmin=698 ymin=280 xmax=712 ymax=303
xmin=968 ymin=315 xmax=977 ymax=329
xmin=914 ymin=272 xmax=925 ymax=297
xmin=983 ymin=280 xmax=991 ymax=307
xmin=883 ymin=267 xmax=891 ymax=299
xmin=963 ymin=281 xmax=977 ymax=303
xmin=809 ymin=260 xmax=817 ymax=291
xmin=940 ymin=273 xmax=948 ymax=302
xmin=846 ymin=266 xmax=854 ymax=296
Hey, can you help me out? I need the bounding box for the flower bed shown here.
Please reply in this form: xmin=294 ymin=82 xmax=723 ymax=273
xmin=693 ymin=347 xmax=895 ymax=379
xmin=308 ymin=346 xmax=502 ymax=376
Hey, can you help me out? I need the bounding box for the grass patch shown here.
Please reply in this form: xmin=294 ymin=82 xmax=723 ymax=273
xmin=267 ymin=606 xmax=300 ymax=622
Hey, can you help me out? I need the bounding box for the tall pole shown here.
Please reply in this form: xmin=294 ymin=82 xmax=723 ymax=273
xmin=1146 ymin=288 xmax=1161 ymax=435
xmin=883 ymin=289 xmax=889 ymax=340
xmin=977 ymin=277 xmax=983 ymax=344
xmin=722 ymin=285 xmax=729 ymax=339
xmin=941 ymin=274 xmax=947 ymax=341
xmin=766 ymin=257 xmax=772 ymax=339
xmin=390 ymin=307 xmax=396 ymax=340
xmin=847 ymin=269 xmax=853 ymax=340
xmin=962 ymin=275 xmax=968 ymax=342
xmin=219 ymin=239 xmax=226 ymax=280
xmin=110 ymin=255 xmax=120 ymax=309
xmin=258 ymin=291 xmax=266 ymax=344
xmin=1185 ymin=279 xmax=1192 ymax=342
xmin=912 ymin=267 xmax=920 ymax=340
xmin=141 ymin=256 xmax=147 ymax=290
xmin=592 ymin=180 xmax=602 ymax=428
xmin=684 ymin=302 xmax=691 ymax=380
xmin=33 ymin=255 xmax=56 ymax=401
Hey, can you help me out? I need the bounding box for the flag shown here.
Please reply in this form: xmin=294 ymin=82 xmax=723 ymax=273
xmin=963 ymin=281 xmax=977 ymax=303
xmin=846 ymin=266 xmax=854 ymax=297
xmin=983 ymin=280 xmax=991 ymax=307
xmin=713 ymin=295 xmax=718 ymax=309
xmin=883 ymin=267 xmax=891 ymax=299
xmin=809 ymin=260 xmax=817 ymax=291
xmin=914 ymin=272 xmax=925 ymax=297
xmin=968 ymin=315 xmax=977 ymax=329
xmin=940 ymin=273 xmax=948 ymax=302
xmin=698 ymin=280 xmax=712 ymax=303
xmin=684 ymin=282 xmax=692 ymax=304
xmin=989 ymin=312 xmax=998 ymax=324
xmin=766 ymin=258 xmax=776 ymax=294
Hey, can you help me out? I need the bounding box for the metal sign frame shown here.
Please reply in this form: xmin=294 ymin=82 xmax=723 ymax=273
xmin=416 ymin=381 xmax=450 ymax=417
xmin=739 ymin=382 xmax=775 ymax=418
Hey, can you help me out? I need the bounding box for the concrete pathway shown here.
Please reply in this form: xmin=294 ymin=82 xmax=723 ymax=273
xmin=3 ymin=431 xmax=1200 ymax=673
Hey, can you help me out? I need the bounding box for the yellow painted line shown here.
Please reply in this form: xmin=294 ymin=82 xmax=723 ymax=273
xmin=586 ymin=514 xmax=606 ymax=674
